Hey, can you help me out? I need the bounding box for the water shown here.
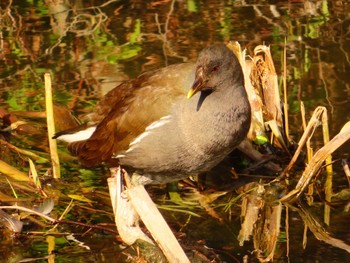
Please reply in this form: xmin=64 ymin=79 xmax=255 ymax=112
xmin=1 ymin=0 xmax=350 ymax=262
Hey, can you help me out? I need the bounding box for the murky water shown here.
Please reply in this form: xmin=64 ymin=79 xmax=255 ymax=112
xmin=1 ymin=0 xmax=350 ymax=262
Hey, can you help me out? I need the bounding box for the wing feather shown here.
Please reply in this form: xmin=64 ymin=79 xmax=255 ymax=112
xmin=69 ymin=62 xmax=195 ymax=167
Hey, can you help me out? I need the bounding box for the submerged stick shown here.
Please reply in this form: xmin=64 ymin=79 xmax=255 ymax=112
xmin=44 ymin=73 xmax=60 ymax=179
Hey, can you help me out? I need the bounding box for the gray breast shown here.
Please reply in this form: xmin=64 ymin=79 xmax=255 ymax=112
xmin=118 ymin=85 xmax=250 ymax=183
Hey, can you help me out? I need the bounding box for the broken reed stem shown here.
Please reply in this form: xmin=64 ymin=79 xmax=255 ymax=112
xmin=283 ymin=38 xmax=290 ymax=142
xmin=108 ymin=168 xmax=190 ymax=262
xmin=279 ymin=107 xmax=326 ymax=178
xmin=302 ymin=222 xmax=308 ymax=249
xmin=280 ymin=121 xmax=350 ymax=202
xmin=300 ymin=102 xmax=313 ymax=163
xmin=28 ymin=158 xmax=48 ymax=198
xmin=127 ymin=185 xmax=190 ymax=263
xmin=108 ymin=168 xmax=154 ymax=245
xmin=44 ymin=73 xmax=60 ymax=179
xmin=6 ymin=177 xmax=18 ymax=200
xmin=322 ymin=110 xmax=332 ymax=225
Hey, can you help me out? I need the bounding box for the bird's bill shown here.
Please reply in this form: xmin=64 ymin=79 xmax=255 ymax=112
xmin=187 ymin=66 xmax=205 ymax=99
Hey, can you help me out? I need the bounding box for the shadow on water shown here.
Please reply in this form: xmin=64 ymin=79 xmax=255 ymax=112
xmin=1 ymin=0 xmax=350 ymax=262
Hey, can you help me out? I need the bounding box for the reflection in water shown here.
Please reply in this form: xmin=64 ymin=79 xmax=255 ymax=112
xmin=237 ymin=181 xmax=350 ymax=261
xmin=1 ymin=0 xmax=350 ymax=262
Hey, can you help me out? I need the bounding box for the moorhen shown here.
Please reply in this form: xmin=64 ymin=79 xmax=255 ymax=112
xmin=55 ymin=44 xmax=251 ymax=184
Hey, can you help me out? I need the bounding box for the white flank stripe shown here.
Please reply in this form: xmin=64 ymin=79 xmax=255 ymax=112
xmin=146 ymin=115 xmax=171 ymax=130
xmin=126 ymin=116 xmax=171 ymax=152
xmin=129 ymin=131 xmax=150 ymax=146
xmin=56 ymin=126 xmax=96 ymax=143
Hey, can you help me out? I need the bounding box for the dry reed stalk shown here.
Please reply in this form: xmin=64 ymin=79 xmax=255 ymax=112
xmin=47 ymin=235 xmax=56 ymax=263
xmin=108 ymin=168 xmax=190 ymax=263
xmin=108 ymin=168 xmax=151 ymax=245
xmin=278 ymin=106 xmax=327 ymax=178
xmin=322 ymin=111 xmax=332 ymax=225
xmin=0 ymin=139 xmax=48 ymax=162
xmin=300 ymin=102 xmax=313 ymax=162
xmin=0 ymin=160 xmax=29 ymax=181
xmin=283 ymin=38 xmax=290 ymax=142
xmin=285 ymin=206 xmax=290 ymax=257
xmin=228 ymin=42 xmax=266 ymax=142
xmin=28 ymin=158 xmax=42 ymax=189
xmin=44 ymin=73 xmax=60 ymax=179
xmin=127 ymin=184 xmax=190 ymax=263
xmin=300 ymin=102 xmax=314 ymax=205
xmin=252 ymin=45 xmax=283 ymax=127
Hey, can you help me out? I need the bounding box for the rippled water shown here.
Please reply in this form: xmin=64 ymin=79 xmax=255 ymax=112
xmin=1 ymin=0 xmax=350 ymax=262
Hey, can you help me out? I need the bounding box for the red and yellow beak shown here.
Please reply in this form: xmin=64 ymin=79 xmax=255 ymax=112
xmin=187 ymin=66 xmax=206 ymax=99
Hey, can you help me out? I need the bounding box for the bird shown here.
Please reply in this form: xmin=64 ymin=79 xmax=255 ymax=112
xmin=54 ymin=44 xmax=251 ymax=185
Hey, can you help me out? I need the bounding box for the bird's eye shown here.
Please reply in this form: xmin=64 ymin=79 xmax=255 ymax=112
xmin=211 ymin=65 xmax=220 ymax=73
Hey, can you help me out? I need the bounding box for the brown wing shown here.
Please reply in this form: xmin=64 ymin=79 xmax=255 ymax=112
xmin=68 ymin=62 xmax=195 ymax=167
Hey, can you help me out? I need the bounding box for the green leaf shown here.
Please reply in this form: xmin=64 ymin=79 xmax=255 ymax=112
xmin=187 ymin=0 xmax=198 ymax=12
xmin=129 ymin=19 xmax=141 ymax=44
xmin=67 ymin=194 xmax=94 ymax=203
xmin=254 ymin=135 xmax=269 ymax=145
